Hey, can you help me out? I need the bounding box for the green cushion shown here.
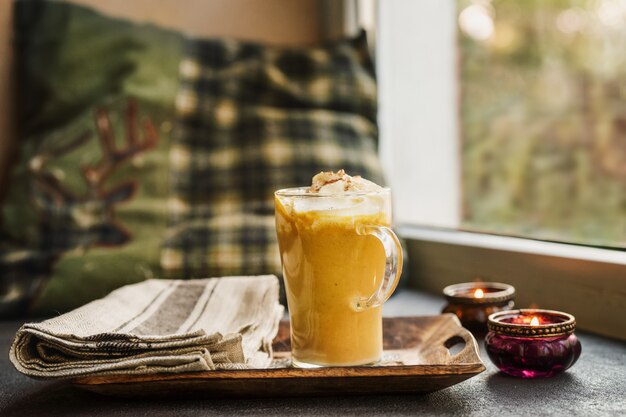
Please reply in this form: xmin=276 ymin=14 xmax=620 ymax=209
xmin=1 ymin=1 xmax=184 ymax=315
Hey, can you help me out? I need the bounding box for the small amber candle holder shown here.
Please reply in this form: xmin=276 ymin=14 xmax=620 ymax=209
xmin=486 ymin=309 xmax=582 ymax=378
xmin=442 ymin=282 xmax=515 ymax=335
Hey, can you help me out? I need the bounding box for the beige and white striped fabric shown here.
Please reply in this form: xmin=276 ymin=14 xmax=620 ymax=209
xmin=10 ymin=276 xmax=283 ymax=379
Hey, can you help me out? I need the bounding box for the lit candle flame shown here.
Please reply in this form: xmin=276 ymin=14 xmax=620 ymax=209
xmin=530 ymin=317 xmax=539 ymax=326
xmin=474 ymin=288 xmax=484 ymax=299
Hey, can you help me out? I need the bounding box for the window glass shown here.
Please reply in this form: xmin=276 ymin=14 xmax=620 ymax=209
xmin=459 ymin=0 xmax=626 ymax=247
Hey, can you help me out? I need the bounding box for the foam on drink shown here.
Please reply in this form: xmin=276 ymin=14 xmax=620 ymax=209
xmin=277 ymin=170 xmax=387 ymax=217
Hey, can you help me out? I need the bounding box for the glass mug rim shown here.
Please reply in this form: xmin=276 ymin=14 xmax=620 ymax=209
xmin=275 ymin=186 xmax=391 ymax=198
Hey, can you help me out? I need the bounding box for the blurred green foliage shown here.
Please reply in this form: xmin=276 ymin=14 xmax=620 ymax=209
xmin=459 ymin=0 xmax=626 ymax=247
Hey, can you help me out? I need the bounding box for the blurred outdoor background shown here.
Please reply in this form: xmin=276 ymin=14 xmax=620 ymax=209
xmin=458 ymin=0 xmax=626 ymax=248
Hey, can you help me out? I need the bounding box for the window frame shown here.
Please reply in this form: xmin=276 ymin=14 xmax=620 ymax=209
xmin=376 ymin=0 xmax=626 ymax=341
xmin=400 ymin=225 xmax=626 ymax=340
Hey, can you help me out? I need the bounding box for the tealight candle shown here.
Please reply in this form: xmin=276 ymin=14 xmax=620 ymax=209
xmin=442 ymin=282 xmax=515 ymax=334
xmin=486 ymin=309 xmax=582 ymax=378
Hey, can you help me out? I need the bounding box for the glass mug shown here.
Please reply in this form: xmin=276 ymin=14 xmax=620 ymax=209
xmin=275 ymin=187 xmax=403 ymax=367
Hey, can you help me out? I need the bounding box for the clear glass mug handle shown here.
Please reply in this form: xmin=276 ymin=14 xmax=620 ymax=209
xmin=354 ymin=224 xmax=403 ymax=311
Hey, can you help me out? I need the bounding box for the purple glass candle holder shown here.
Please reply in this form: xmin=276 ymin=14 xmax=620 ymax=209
xmin=486 ymin=309 xmax=581 ymax=378
xmin=442 ymin=282 xmax=515 ymax=335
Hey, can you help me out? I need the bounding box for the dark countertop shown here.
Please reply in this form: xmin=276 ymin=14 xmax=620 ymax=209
xmin=1 ymin=290 xmax=625 ymax=417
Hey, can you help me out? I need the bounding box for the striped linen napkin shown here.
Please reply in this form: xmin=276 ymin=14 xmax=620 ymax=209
xmin=10 ymin=276 xmax=284 ymax=379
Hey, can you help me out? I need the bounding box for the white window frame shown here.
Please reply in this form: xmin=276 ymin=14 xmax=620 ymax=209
xmin=378 ymin=0 xmax=460 ymax=228
xmin=375 ymin=0 xmax=626 ymax=340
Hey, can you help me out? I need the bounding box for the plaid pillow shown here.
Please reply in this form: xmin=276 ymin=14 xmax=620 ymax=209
xmin=161 ymin=31 xmax=385 ymax=279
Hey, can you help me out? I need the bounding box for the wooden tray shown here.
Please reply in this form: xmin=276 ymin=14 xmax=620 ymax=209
xmin=73 ymin=314 xmax=485 ymax=397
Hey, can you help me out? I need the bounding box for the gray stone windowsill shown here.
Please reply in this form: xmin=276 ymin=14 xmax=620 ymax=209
xmin=0 ymin=290 xmax=624 ymax=416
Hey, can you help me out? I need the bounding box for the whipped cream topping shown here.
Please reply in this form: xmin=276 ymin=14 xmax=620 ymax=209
xmin=310 ymin=170 xmax=382 ymax=195
xmin=277 ymin=170 xmax=387 ymax=216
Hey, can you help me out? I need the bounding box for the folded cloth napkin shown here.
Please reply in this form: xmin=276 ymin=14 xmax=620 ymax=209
xmin=10 ymin=275 xmax=284 ymax=379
